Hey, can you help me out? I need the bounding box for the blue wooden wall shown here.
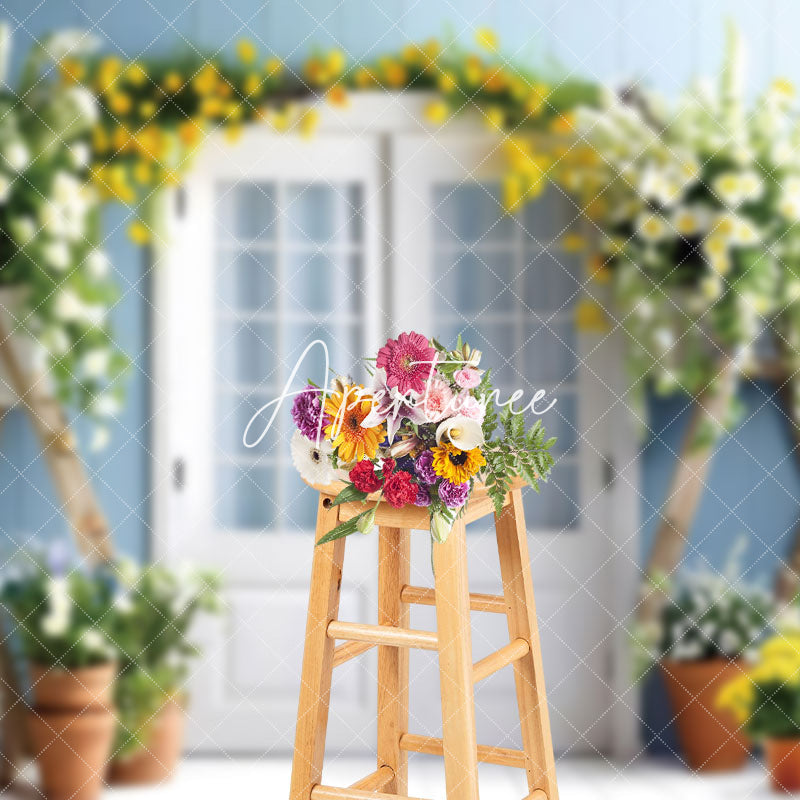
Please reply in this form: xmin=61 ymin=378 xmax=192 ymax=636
xmin=2 ymin=1 xmax=800 ymax=587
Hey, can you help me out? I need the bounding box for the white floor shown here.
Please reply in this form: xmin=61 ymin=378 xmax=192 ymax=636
xmin=3 ymin=756 xmax=785 ymax=800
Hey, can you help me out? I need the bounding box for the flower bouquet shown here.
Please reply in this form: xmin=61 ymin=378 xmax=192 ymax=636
xmin=289 ymin=331 xmax=556 ymax=545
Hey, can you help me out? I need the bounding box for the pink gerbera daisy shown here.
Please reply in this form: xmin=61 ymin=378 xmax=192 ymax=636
xmin=376 ymin=332 xmax=437 ymax=395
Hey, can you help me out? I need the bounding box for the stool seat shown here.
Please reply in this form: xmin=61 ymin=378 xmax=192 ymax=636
xmin=289 ymin=479 xmax=559 ymax=800
xmin=306 ymin=476 xmax=528 ymax=529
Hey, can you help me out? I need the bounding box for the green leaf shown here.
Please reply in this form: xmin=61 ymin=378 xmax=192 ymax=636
xmin=316 ymin=511 xmax=371 ymax=545
xmin=330 ymin=484 xmax=369 ymax=506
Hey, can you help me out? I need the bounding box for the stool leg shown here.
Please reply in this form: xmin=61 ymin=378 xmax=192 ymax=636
xmin=377 ymin=526 xmax=410 ymax=794
xmin=495 ymin=489 xmax=559 ymax=800
xmin=433 ymin=518 xmax=480 ymax=800
xmin=290 ymin=497 xmax=346 ymax=800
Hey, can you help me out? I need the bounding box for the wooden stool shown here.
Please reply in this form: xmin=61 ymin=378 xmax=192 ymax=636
xmin=289 ymin=477 xmax=558 ymax=800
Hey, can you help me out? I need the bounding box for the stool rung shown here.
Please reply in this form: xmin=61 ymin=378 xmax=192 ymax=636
xmin=327 ymin=620 xmax=438 ymax=651
xmin=399 ymin=733 xmax=527 ymax=768
xmin=332 ymin=640 xmax=375 ymax=667
xmin=473 ymin=637 xmax=530 ymax=683
xmin=311 ymin=786 xmax=430 ymax=800
xmin=400 ymin=585 xmax=507 ymax=614
xmin=525 ymin=791 xmax=548 ymax=800
xmin=349 ymin=765 xmax=394 ymax=791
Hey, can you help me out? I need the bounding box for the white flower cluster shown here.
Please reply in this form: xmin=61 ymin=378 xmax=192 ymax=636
xmin=0 ymin=28 xmax=124 ymax=444
xmin=658 ymin=538 xmax=773 ymax=663
xmin=569 ymin=25 xmax=800 ymax=400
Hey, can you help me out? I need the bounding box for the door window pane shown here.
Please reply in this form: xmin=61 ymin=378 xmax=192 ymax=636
xmin=431 ymin=181 xmax=582 ymax=532
xmin=214 ymin=181 xmax=367 ymax=534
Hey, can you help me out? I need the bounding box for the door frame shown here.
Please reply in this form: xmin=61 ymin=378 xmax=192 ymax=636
xmin=151 ymin=92 xmax=642 ymax=758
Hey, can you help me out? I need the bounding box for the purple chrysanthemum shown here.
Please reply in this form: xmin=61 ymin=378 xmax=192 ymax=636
xmin=414 ymin=485 xmax=431 ymax=507
xmin=438 ymin=479 xmax=470 ymax=509
xmin=291 ymin=385 xmax=329 ymax=441
xmin=414 ymin=450 xmax=437 ymax=485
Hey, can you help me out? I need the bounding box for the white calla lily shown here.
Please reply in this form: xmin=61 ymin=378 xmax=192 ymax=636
xmin=435 ymin=415 xmax=484 ymax=450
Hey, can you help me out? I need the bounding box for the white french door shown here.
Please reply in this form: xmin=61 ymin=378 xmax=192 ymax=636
xmin=391 ymin=133 xmax=620 ymax=755
xmin=156 ymin=105 xmax=637 ymax=759
xmin=156 ymin=130 xmax=383 ymax=753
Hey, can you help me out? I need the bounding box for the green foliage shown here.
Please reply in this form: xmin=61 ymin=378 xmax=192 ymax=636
xmin=482 ymin=407 xmax=556 ymax=516
xmin=746 ymin=682 xmax=800 ymax=739
xmin=107 ymin=560 xmax=222 ymax=758
xmin=0 ymin=548 xmax=117 ymax=670
xmin=0 ymin=27 xmax=127 ymax=420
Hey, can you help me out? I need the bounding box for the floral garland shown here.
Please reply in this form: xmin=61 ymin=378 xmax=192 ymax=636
xmin=553 ymin=26 xmax=800 ymax=424
xmin=0 ymin=28 xmax=125 ymax=444
xmin=289 ymin=332 xmax=555 ymax=544
xmin=33 ymin=24 xmax=800 ymax=432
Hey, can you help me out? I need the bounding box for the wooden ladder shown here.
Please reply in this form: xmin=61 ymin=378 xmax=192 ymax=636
xmin=0 ymin=312 xmax=111 ymax=785
xmin=289 ymin=478 xmax=558 ymax=800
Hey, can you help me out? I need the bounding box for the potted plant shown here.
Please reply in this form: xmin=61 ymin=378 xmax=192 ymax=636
xmin=654 ymin=545 xmax=773 ymax=771
xmin=106 ymin=560 xmax=221 ymax=786
xmin=718 ymin=611 xmax=800 ymax=792
xmin=0 ymin=545 xmax=119 ymax=800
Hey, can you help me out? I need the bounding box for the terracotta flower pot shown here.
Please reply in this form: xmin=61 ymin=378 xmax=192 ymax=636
xmin=108 ymin=698 xmax=186 ymax=786
xmin=661 ymin=658 xmax=751 ymax=771
xmin=765 ymin=738 xmax=800 ymax=792
xmin=29 ymin=663 xmax=116 ymax=713
xmin=27 ymin=708 xmax=115 ymax=800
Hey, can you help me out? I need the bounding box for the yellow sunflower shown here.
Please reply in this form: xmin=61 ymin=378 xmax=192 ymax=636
xmin=324 ymin=385 xmax=384 ymax=462
xmin=431 ymin=443 xmax=486 ymax=484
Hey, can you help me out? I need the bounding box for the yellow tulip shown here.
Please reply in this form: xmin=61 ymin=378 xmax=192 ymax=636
xmin=465 ymin=55 xmax=483 ymax=86
xmin=326 ymin=85 xmax=348 ymax=107
xmin=236 ymin=38 xmax=257 ymax=64
xmin=381 ymin=59 xmax=407 ymax=88
xmin=563 ymin=232 xmax=587 ymax=252
xmin=304 ymin=57 xmax=328 ymax=86
xmin=502 ymin=174 xmax=523 ymax=212
xmin=125 ymin=62 xmax=148 ymax=86
xmin=139 ymin=100 xmax=157 ymax=119
xmin=59 ymin=58 xmax=85 ymax=84
xmin=244 ymin=73 xmax=262 ymax=97
xmin=224 ymin=124 xmax=243 ymax=143
xmin=107 ymin=92 xmax=132 ymax=115
xmin=193 ymin=63 xmax=219 ymax=95
xmin=163 ymin=71 xmax=183 ymax=93
xmin=575 ymin=299 xmax=610 ymax=332
xmin=326 ymin=49 xmax=346 ymax=77
xmin=475 ymin=27 xmax=499 ymax=52
xmin=128 ymin=220 xmax=151 ymax=245
xmin=438 ymin=72 xmax=456 ymax=93
xmin=355 ymin=67 xmax=375 ymax=88
xmin=92 ymin=125 xmax=109 ymax=154
xmin=200 ymin=96 xmax=224 ymax=117
xmin=178 ymin=118 xmax=204 ymax=148
xmin=299 ymin=108 xmax=320 ymax=138
xmin=96 ymin=56 xmax=122 ymax=93
xmin=424 ymin=100 xmax=449 ymax=125
xmin=133 ymin=160 xmax=153 ymax=185
xmin=484 ymin=106 xmax=505 ymax=131
xmin=264 ymin=57 xmax=283 ymax=77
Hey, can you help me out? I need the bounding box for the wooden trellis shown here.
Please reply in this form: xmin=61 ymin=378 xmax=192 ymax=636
xmin=639 ymin=345 xmax=800 ymax=625
xmin=0 ymin=311 xmax=111 ymax=785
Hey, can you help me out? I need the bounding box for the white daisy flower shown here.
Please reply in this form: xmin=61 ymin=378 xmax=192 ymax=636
xmin=290 ymin=429 xmax=335 ymax=485
xmin=713 ymin=172 xmax=745 ymax=207
xmin=42 ymin=239 xmax=71 ymax=271
xmin=85 ymin=249 xmax=109 ymax=279
xmin=636 ymin=212 xmax=669 ymax=242
xmin=9 ymin=215 xmax=35 ymax=244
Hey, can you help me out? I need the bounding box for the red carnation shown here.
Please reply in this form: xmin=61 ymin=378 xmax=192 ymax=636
xmin=380 ymin=458 xmax=396 ymax=479
xmin=383 ymin=471 xmax=417 ymax=509
xmin=349 ymin=460 xmax=383 ymax=493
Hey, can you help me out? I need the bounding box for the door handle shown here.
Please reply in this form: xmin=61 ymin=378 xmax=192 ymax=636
xmin=173 ymin=457 xmax=186 ymax=490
